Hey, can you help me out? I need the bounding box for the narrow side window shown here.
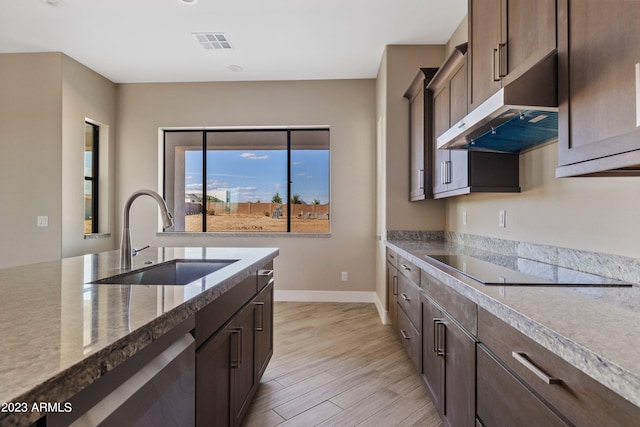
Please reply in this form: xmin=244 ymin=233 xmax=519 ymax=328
xmin=84 ymin=122 xmax=99 ymax=234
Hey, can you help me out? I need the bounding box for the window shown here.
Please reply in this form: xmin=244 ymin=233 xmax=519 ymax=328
xmin=164 ymin=128 xmax=330 ymax=233
xmin=84 ymin=122 xmax=99 ymax=234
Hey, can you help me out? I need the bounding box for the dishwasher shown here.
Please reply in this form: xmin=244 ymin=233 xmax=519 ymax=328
xmin=48 ymin=323 xmax=196 ymax=427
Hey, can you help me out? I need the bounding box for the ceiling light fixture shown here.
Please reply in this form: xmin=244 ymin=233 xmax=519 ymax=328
xmin=179 ymin=0 xmax=198 ymax=4
xmin=41 ymin=0 xmax=61 ymax=5
xmin=193 ymin=33 xmax=232 ymax=50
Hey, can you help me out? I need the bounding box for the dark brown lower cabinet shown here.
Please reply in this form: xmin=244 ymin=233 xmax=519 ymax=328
xmin=476 ymin=344 xmax=570 ymax=427
xmin=421 ymin=294 xmax=476 ymax=427
xmin=196 ymin=267 xmax=275 ymax=427
xmin=397 ymin=306 xmax=421 ymax=372
xmin=254 ymin=280 xmax=274 ymax=379
xmin=197 ymin=302 xmax=255 ymax=427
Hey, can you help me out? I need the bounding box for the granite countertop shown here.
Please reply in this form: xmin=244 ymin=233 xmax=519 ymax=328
xmin=0 ymin=246 xmax=278 ymax=425
xmin=386 ymin=239 xmax=640 ymax=409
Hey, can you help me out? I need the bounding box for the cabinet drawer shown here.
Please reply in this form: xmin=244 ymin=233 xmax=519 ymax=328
xmin=195 ymin=274 xmax=257 ymax=348
xmin=478 ymin=308 xmax=640 ymax=426
xmin=477 ymin=344 xmax=570 ymax=427
xmin=397 ymin=307 xmax=421 ymax=373
xmin=397 ymin=274 xmax=421 ymax=328
xmin=420 ymin=270 xmax=477 ymax=336
xmin=386 ymin=249 xmax=398 ymax=268
xmin=257 ymin=261 xmax=273 ymax=291
xmin=397 ymin=255 xmax=420 ymax=285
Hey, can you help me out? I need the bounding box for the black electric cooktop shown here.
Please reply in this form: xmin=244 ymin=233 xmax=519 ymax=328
xmin=427 ymin=254 xmax=632 ymax=287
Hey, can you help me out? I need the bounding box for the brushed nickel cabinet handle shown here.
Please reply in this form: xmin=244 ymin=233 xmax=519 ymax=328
xmin=392 ymin=275 xmax=398 ymax=295
xmin=512 ymin=351 xmax=562 ymax=385
xmin=230 ymin=328 xmax=242 ymax=368
xmin=492 ymin=47 xmax=500 ymax=81
xmin=433 ymin=318 xmax=444 ymax=355
xmin=400 ymin=293 xmax=410 ymax=302
xmin=498 ymin=43 xmax=507 ymax=78
xmin=254 ymin=302 xmax=265 ymax=331
xmin=435 ymin=321 xmax=446 ymax=357
xmin=400 ymin=329 xmax=410 ymax=340
xmin=636 ymin=62 xmax=640 ymax=127
xmin=401 ymin=264 xmax=411 ymax=272
xmin=419 ymin=169 xmax=425 ymax=190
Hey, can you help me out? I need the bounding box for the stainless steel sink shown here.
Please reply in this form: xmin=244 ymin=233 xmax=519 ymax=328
xmin=91 ymin=259 xmax=238 ymax=286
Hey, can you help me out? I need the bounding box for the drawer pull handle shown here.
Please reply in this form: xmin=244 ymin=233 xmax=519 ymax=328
xmin=512 ymin=352 xmax=562 ymax=385
xmin=392 ymin=275 xmax=398 ymax=295
xmin=400 ymin=329 xmax=410 ymax=340
xmin=401 ymin=264 xmax=411 ymax=272
xmin=400 ymin=293 xmax=410 ymax=302
xmin=258 ymin=269 xmax=274 ymax=277
xmin=434 ymin=320 xmax=446 ymax=357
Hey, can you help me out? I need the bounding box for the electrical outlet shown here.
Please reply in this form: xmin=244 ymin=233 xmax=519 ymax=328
xmin=462 ymin=211 xmax=467 ymax=225
xmin=341 ymin=272 xmax=348 ymax=281
xmin=37 ymin=216 xmax=48 ymax=227
xmin=498 ymin=210 xmax=506 ymax=228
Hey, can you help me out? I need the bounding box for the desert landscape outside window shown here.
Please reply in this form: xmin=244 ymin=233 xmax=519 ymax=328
xmin=164 ymin=128 xmax=330 ymax=233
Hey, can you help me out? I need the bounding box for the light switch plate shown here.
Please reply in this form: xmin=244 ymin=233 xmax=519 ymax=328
xmin=37 ymin=216 xmax=48 ymax=227
xmin=498 ymin=210 xmax=506 ymax=228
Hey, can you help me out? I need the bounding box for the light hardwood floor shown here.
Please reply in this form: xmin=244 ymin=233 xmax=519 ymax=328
xmin=241 ymin=302 xmax=443 ymax=427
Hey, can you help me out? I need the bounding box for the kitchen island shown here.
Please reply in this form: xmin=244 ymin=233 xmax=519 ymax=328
xmin=0 ymin=246 xmax=278 ymax=426
xmin=387 ymin=238 xmax=640 ymax=425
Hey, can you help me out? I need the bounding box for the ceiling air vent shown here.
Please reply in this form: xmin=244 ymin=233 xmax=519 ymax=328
xmin=193 ymin=33 xmax=232 ymax=50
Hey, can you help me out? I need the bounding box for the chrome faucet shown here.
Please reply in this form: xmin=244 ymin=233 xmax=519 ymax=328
xmin=120 ymin=190 xmax=174 ymax=270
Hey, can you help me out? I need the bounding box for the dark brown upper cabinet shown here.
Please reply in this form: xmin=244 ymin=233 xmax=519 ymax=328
xmin=556 ymin=0 xmax=640 ymax=177
xmin=427 ymin=43 xmax=520 ymax=199
xmin=405 ymin=68 xmax=438 ymax=201
xmin=468 ymin=0 xmax=557 ymax=111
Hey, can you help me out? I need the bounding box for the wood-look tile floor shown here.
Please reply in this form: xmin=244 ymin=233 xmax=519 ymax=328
xmin=241 ymin=302 xmax=443 ymax=427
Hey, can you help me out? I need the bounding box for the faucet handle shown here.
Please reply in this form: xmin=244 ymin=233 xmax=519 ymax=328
xmin=132 ymin=245 xmax=150 ymax=257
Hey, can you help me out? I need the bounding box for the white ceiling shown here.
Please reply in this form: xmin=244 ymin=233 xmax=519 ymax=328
xmin=0 ymin=0 xmax=466 ymax=83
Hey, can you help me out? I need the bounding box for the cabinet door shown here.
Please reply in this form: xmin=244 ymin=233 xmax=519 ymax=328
xmin=196 ymin=328 xmax=233 ymax=427
xmin=469 ymin=0 xmax=556 ymax=111
xmin=409 ymin=87 xmax=426 ymax=200
xmin=433 ymin=85 xmax=451 ymax=195
xmin=441 ymin=314 xmax=476 ymax=427
xmin=557 ymin=0 xmax=640 ymax=174
xmin=254 ymin=280 xmax=273 ymax=379
xmin=386 ymin=262 xmax=398 ymax=326
xmin=447 ymin=151 xmax=469 ymax=192
xmin=230 ymin=304 xmax=256 ymax=427
xmin=421 ymin=296 xmax=444 ymax=413
xmin=477 ymin=345 xmax=570 ymax=427
xmin=504 ymin=0 xmax=556 ymax=82
xmin=469 ymin=0 xmax=502 ymax=110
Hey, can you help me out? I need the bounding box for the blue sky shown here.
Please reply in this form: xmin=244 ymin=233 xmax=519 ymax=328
xmin=185 ymin=149 xmax=329 ymax=204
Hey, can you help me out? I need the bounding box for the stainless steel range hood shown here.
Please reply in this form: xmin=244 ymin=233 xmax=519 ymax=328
xmin=438 ymin=51 xmax=558 ymax=153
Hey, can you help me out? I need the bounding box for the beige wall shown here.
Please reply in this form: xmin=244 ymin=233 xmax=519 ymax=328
xmin=446 ymin=142 xmax=640 ymax=258
xmin=375 ymin=45 xmax=447 ymax=316
xmin=0 ymin=53 xmax=118 ymax=268
xmin=115 ymin=79 xmax=377 ymax=294
xmin=442 ymin=15 xmax=640 ymax=260
xmin=0 ymin=53 xmax=63 ymax=268
xmin=61 ymin=55 xmax=117 ymax=258
xmin=446 ymin=15 xmax=468 ymax=55
xmin=383 ymin=45 xmax=447 ymax=231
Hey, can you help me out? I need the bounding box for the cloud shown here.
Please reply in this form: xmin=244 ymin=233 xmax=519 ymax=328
xmin=240 ymin=152 xmax=269 ymax=160
xmin=293 ymin=161 xmax=304 ymax=166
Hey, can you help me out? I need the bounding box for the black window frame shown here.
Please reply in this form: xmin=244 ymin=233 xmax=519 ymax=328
xmin=163 ymin=128 xmax=330 ymax=233
xmin=84 ymin=122 xmax=99 ymax=234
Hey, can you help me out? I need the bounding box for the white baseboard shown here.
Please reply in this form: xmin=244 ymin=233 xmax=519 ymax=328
xmin=274 ymin=290 xmax=376 ymax=303
xmin=274 ymin=290 xmax=391 ymax=325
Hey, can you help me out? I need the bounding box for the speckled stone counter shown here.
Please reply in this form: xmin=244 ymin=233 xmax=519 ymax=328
xmin=385 ymin=238 xmax=640 ymax=409
xmin=0 ymin=246 xmax=278 ymax=426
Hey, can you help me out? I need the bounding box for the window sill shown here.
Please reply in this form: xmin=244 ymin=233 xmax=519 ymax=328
xmin=84 ymin=233 xmax=111 ymax=240
xmin=158 ymin=232 xmax=331 ymax=238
